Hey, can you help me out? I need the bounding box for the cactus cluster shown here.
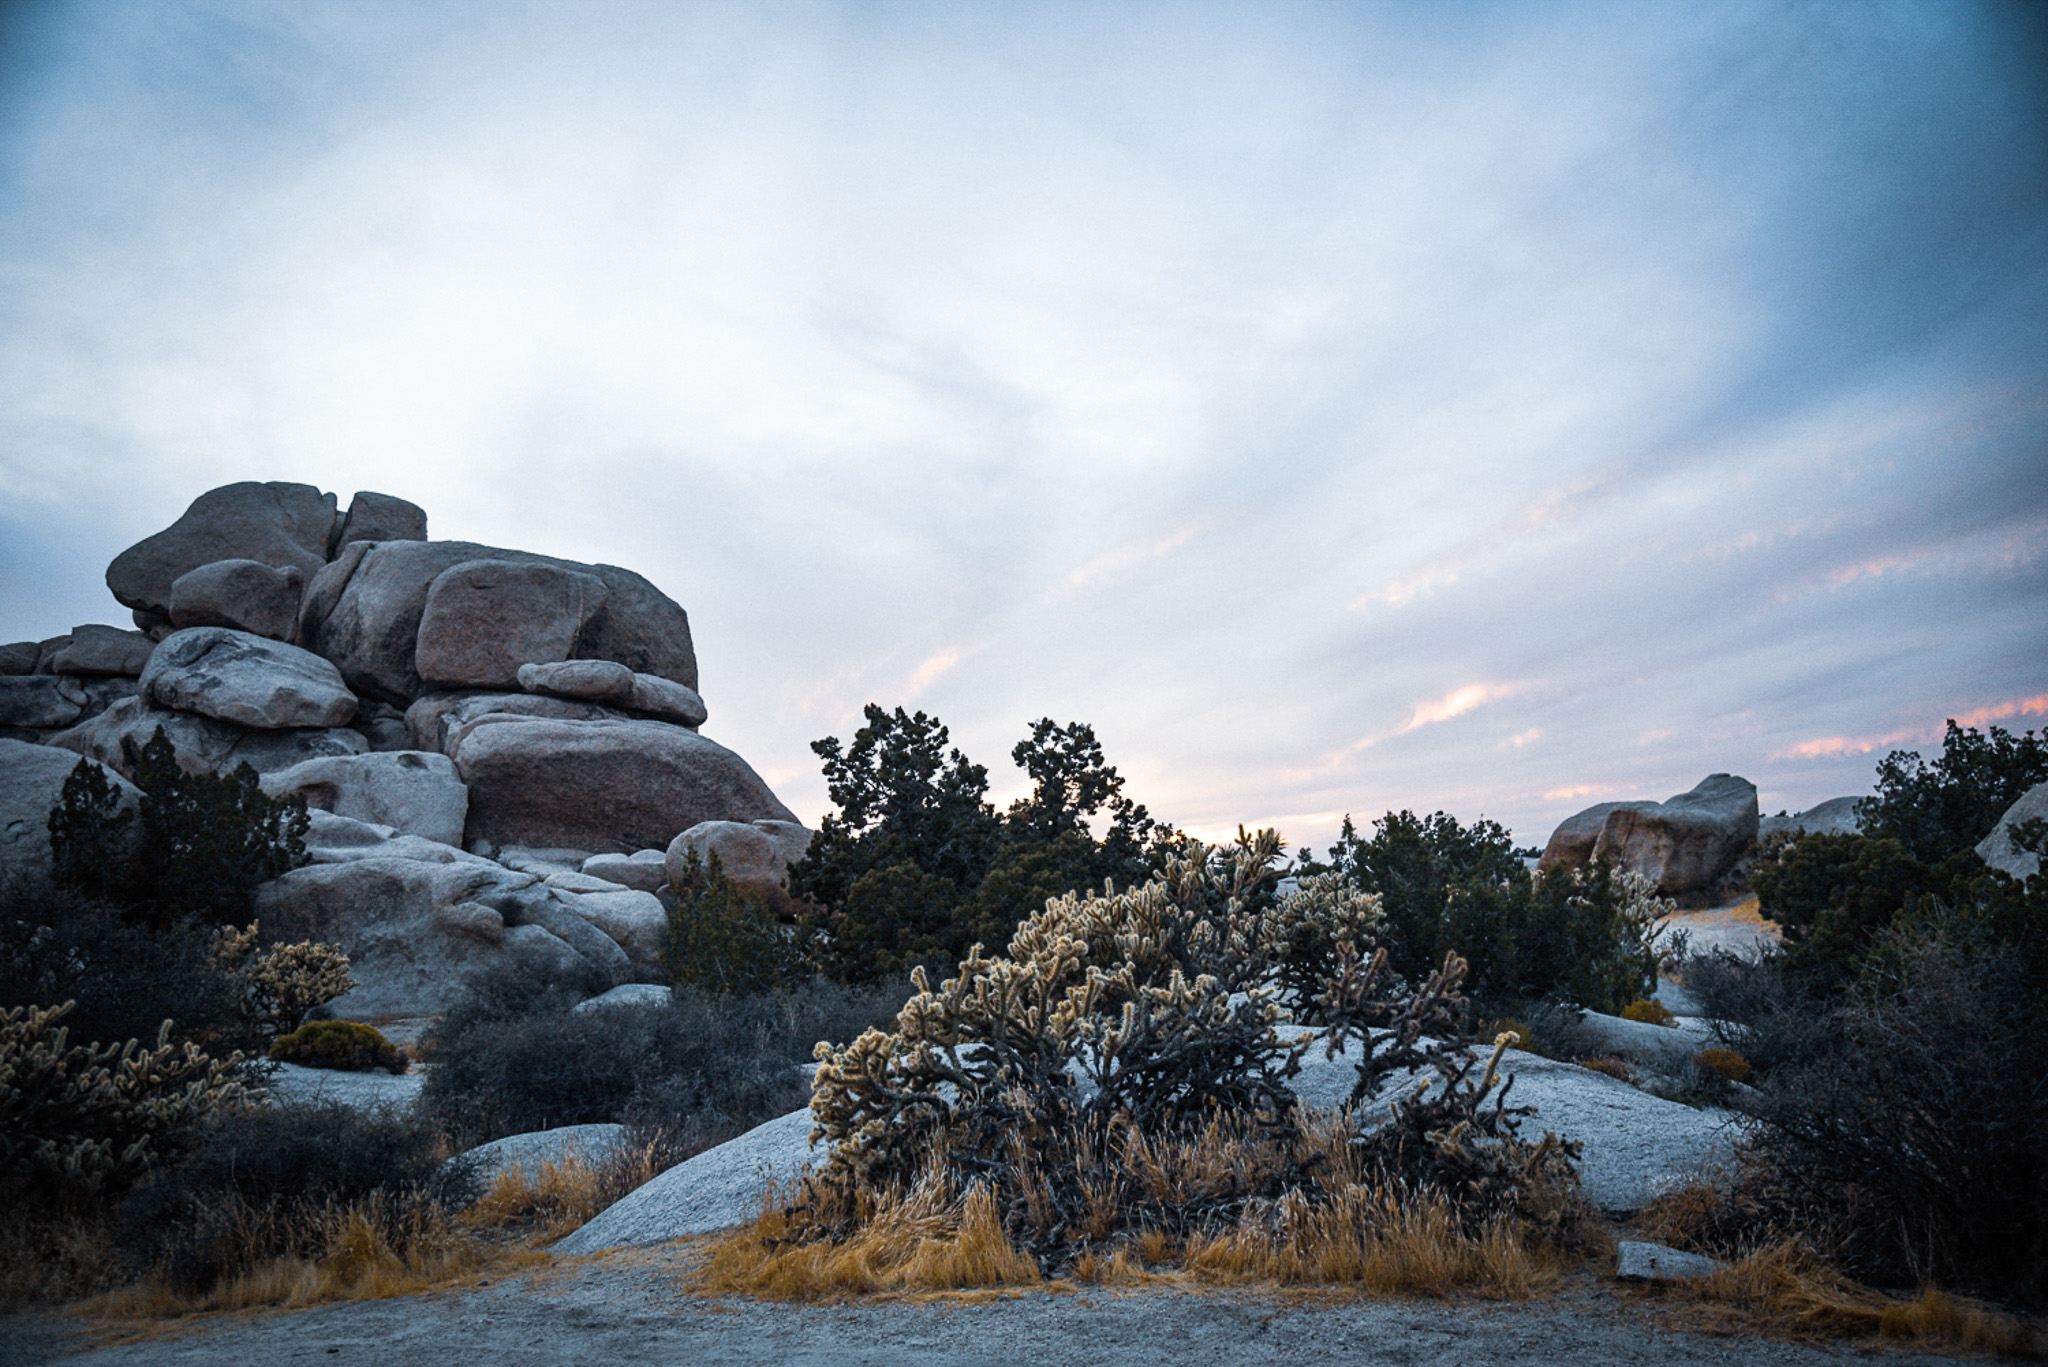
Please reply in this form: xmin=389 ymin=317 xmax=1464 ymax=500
xmin=0 ymin=1002 xmax=250 ymax=1205
xmin=796 ymin=833 xmax=1578 ymax=1271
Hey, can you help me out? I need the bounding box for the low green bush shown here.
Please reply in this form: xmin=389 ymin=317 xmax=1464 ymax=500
xmin=268 ymin=1019 xmax=406 ymax=1073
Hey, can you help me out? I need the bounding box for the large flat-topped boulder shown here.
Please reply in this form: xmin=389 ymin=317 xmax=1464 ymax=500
xmin=414 ymin=559 xmax=611 ymax=689
xmin=51 ymin=696 xmax=367 ymax=779
xmin=168 ymin=559 xmax=304 ymax=641
xmin=0 ymin=738 xmax=141 ymax=882
xmin=1539 ymin=774 xmax=1759 ymax=907
xmin=454 ymin=716 xmax=796 ymax=855
xmin=301 ymin=539 xmax=697 ymax=705
xmin=141 ymin=627 xmax=358 ymax=730
xmin=260 ymin=750 xmax=468 ymax=846
xmin=48 ymin=625 xmax=156 ymax=677
xmin=107 ymin=481 xmax=339 ymax=617
xmin=517 ymin=659 xmax=707 ymax=728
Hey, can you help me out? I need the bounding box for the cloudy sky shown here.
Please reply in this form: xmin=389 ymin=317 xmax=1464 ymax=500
xmin=1 ymin=1 xmax=2043 ymax=851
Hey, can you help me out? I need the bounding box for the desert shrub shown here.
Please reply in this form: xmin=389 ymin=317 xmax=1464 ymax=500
xmin=664 ymin=849 xmax=810 ymax=996
xmin=421 ymin=976 xmax=898 ymax=1147
xmin=0 ymin=1002 xmax=251 ymax=1209
xmin=1313 ymin=814 xmax=1660 ymax=1015
xmin=783 ymin=837 xmax=1580 ymax=1280
xmin=1695 ymin=1048 xmax=1751 ymax=1084
xmin=1859 ymin=720 xmax=2048 ymax=866
xmin=1577 ymin=1056 xmax=1634 ymax=1084
xmin=0 ymin=883 xmax=256 ymax=1053
xmin=207 ymin=922 xmax=356 ymax=1039
xmin=269 ymin=1020 xmax=406 ymax=1073
xmin=1620 ymin=997 xmax=1675 ymax=1026
xmin=49 ymin=730 xmax=309 ymax=930
xmin=118 ymin=1102 xmax=464 ymax=1293
xmin=1719 ymin=930 xmax=2048 ymax=1307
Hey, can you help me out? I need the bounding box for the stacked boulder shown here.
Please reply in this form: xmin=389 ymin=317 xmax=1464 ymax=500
xmin=0 ymin=480 xmax=808 ymax=1017
xmin=1538 ymin=774 xmax=1761 ymax=908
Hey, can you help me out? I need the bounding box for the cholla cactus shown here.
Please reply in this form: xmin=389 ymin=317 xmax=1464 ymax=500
xmin=1266 ymin=871 xmax=1385 ymax=1017
xmin=0 ymin=1002 xmax=251 ymax=1204
xmin=211 ymin=924 xmax=356 ymax=1037
xmin=809 ymin=833 xmax=1306 ymax=1241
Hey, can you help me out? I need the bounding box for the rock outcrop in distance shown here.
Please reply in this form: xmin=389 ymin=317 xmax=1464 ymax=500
xmin=1539 ymin=774 xmax=1761 ymax=907
xmin=0 ymin=480 xmax=806 ymax=1017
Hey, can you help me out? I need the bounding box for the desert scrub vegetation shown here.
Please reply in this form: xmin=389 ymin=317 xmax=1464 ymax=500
xmin=789 ymin=708 xmax=1176 ymax=985
xmin=50 ymin=728 xmax=310 ymax=929
xmin=269 ymin=1019 xmax=407 ymax=1072
xmin=704 ymin=832 xmax=1589 ymax=1298
xmin=419 ymin=956 xmax=900 ymax=1150
xmin=1305 ymin=811 xmax=1665 ymax=1017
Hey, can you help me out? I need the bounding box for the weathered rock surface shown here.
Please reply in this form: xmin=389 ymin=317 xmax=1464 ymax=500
xmin=301 ymin=539 xmax=697 ymax=705
xmin=552 ymin=1108 xmax=824 ymax=1253
xmin=1977 ymin=780 xmax=2048 ymax=880
xmin=31 ymin=635 xmax=71 ymax=673
xmin=301 ymin=808 xmax=488 ymax=867
xmin=266 ymin=1061 xmax=427 ymax=1112
xmin=0 ymin=738 xmax=141 ymax=881
xmin=455 ymin=717 xmax=797 ymax=855
xmin=415 ymin=559 xmax=612 ymax=690
xmin=515 ymin=658 xmax=635 ymax=703
xmin=452 ymin=1124 xmax=628 ymax=1182
xmin=666 ymin=818 xmax=812 ymax=909
xmin=1540 ymin=775 xmax=1759 ymax=907
xmin=552 ymin=886 xmax=668 ymax=967
xmin=48 ymin=625 xmax=155 ymax=677
xmin=141 ymin=627 xmax=358 ymax=730
xmin=572 ymin=982 xmax=673 ymax=1014
xmin=168 ymin=559 xmax=304 ymax=641
xmin=517 ymin=660 xmax=707 ymax=728
xmin=254 ymin=855 xmax=613 ymax=1017
xmin=581 ymin=849 xmax=669 ymax=892
xmin=0 ymin=676 xmax=88 ymax=729
xmin=1616 ymin=1240 xmax=1727 ymax=1282
xmin=106 ymin=481 xmax=338 ymax=617
xmin=351 ymin=701 xmax=413 ymax=752
xmin=260 ymin=751 xmax=468 ymax=846
xmin=0 ymin=641 xmax=38 ymax=675
xmin=1291 ymin=1037 xmax=1738 ymax=1213
xmin=330 ymin=491 xmax=428 ymax=553
xmin=51 ymin=696 xmax=367 ymax=779
xmin=1758 ymin=796 xmax=1864 ymax=840
xmin=1559 ymin=1010 xmax=1719 ymax=1075
xmin=404 ymin=691 xmax=632 ymax=755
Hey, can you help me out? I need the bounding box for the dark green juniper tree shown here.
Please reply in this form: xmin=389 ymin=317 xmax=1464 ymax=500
xmin=1309 ymin=810 xmax=1655 ymax=1015
xmin=47 ymin=726 xmax=309 ymax=930
xmin=1754 ymin=721 xmax=2048 ymax=997
xmin=790 ymin=707 xmax=1175 ymax=985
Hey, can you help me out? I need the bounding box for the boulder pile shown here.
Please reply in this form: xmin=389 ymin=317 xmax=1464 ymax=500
xmin=0 ymin=480 xmax=809 ymax=1016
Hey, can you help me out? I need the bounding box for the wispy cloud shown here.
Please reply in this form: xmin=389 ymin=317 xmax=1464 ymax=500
xmin=0 ymin=2 xmax=2042 ymax=850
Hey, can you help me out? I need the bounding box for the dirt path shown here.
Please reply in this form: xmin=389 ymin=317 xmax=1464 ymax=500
xmin=0 ymin=1247 xmax=1971 ymax=1367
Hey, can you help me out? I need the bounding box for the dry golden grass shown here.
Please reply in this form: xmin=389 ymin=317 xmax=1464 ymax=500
xmin=697 ymin=1105 xmax=1569 ymax=1304
xmin=84 ymin=1198 xmax=545 ymax=1324
xmin=463 ymin=1139 xmax=664 ymax=1239
xmin=1644 ymin=1239 xmax=2044 ymax=1358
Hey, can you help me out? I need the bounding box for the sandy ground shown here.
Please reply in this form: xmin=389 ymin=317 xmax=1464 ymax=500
xmin=0 ymin=1244 xmax=1973 ymax=1367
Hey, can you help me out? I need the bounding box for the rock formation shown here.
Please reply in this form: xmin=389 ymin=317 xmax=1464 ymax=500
xmin=1757 ymin=795 xmax=1864 ymax=840
xmin=1976 ymin=780 xmax=2048 ymax=880
xmin=1 ymin=480 xmax=807 ymax=1016
xmin=1539 ymin=774 xmax=1760 ymax=907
